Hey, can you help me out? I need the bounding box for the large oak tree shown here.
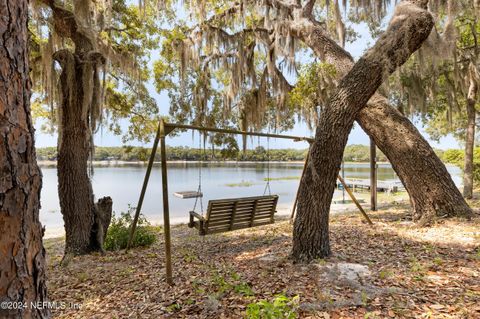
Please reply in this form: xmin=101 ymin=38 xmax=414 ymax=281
xmin=293 ymin=0 xmax=434 ymax=260
xmin=30 ymin=0 xmax=160 ymax=254
xmin=157 ymin=0 xmax=472 ymax=226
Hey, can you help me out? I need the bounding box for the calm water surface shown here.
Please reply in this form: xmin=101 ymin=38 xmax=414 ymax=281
xmin=39 ymin=162 xmax=462 ymax=235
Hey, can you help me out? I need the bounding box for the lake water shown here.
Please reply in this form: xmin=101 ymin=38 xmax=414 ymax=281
xmin=39 ymin=162 xmax=462 ymax=237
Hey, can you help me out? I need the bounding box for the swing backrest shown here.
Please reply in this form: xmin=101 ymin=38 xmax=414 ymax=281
xmin=203 ymin=195 xmax=279 ymax=234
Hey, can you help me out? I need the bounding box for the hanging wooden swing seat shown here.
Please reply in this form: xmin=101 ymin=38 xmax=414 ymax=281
xmin=173 ymin=191 xmax=203 ymax=199
xmin=188 ymin=195 xmax=279 ymax=235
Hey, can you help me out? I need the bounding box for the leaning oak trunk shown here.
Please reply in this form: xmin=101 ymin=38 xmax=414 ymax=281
xmin=356 ymin=98 xmax=472 ymax=223
xmin=0 ymin=0 xmax=49 ymax=317
xmin=294 ymin=6 xmax=472 ymax=224
xmin=463 ymin=67 xmax=478 ymax=199
xmin=54 ymin=49 xmax=110 ymax=254
xmin=292 ymin=0 xmax=434 ymax=262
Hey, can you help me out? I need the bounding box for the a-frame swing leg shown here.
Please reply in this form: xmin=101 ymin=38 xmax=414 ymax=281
xmin=337 ymin=174 xmax=374 ymax=225
xmin=290 ymin=146 xmax=373 ymax=226
xmin=126 ymin=121 xmax=161 ymax=251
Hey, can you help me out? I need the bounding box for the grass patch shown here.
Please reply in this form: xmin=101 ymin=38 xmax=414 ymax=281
xmin=225 ymin=181 xmax=255 ymax=187
xmin=210 ymin=268 xmax=254 ymax=298
xmin=263 ymin=176 xmax=300 ymax=181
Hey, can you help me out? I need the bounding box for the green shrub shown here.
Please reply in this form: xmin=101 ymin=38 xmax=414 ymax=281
xmin=246 ymin=294 xmax=299 ymax=319
xmin=104 ymin=210 xmax=157 ymax=251
xmin=443 ymin=148 xmax=480 ymax=184
xmin=443 ymin=149 xmax=463 ymax=165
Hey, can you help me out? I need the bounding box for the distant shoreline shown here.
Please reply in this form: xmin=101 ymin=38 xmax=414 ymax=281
xmin=37 ymin=160 xmax=395 ymax=167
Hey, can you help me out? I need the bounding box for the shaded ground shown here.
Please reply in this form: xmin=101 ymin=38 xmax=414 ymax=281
xmin=45 ymin=202 xmax=480 ymax=318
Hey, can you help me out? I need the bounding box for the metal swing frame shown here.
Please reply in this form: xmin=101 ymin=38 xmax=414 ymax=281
xmin=126 ymin=119 xmax=372 ymax=285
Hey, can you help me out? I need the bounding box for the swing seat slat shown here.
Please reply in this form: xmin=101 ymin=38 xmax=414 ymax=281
xmin=188 ymin=195 xmax=278 ymax=236
xmin=174 ymin=191 xmax=203 ymax=199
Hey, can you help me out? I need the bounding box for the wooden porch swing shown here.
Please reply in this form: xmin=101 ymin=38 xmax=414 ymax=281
xmin=126 ymin=119 xmax=372 ymax=285
xmin=177 ymin=129 xmax=280 ymax=236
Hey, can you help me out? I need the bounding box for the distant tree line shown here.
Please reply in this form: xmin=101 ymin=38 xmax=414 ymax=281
xmin=36 ymin=144 xmax=449 ymax=163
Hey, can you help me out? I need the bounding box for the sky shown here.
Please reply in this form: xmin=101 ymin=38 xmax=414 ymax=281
xmin=33 ymin=2 xmax=462 ymax=151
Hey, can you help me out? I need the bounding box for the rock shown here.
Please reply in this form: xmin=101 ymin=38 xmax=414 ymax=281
xmin=316 ymin=262 xmax=371 ymax=287
xmin=203 ymin=295 xmax=221 ymax=313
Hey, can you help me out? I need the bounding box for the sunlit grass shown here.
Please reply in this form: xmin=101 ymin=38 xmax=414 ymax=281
xmin=263 ymin=176 xmax=300 ymax=181
xmin=225 ymin=181 xmax=255 ymax=187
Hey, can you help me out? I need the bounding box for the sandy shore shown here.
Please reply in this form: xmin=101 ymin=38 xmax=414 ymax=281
xmin=42 ymin=200 xmax=372 ymax=239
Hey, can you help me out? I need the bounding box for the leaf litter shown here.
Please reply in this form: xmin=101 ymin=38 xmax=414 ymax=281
xmin=45 ymin=202 xmax=479 ymax=318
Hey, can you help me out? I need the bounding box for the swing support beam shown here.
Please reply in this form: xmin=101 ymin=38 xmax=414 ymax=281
xmin=289 ymin=144 xmax=374 ymax=226
xmin=127 ymin=119 xmax=372 ymax=285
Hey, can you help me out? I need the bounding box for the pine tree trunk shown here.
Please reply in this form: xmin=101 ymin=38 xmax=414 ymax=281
xmin=292 ymin=3 xmax=472 ymax=224
xmin=292 ymin=0 xmax=434 ymax=261
xmin=0 ymin=0 xmax=49 ymax=317
xmin=463 ymin=72 xmax=478 ymax=199
xmin=54 ymin=50 xmax=104 ymax=255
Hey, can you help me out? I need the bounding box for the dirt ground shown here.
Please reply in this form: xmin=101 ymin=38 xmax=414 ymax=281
xmin=45 ymin=202 xmax=480 ymax=318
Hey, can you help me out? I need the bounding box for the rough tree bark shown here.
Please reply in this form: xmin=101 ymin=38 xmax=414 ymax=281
xmin=463 ymin=65 xmax=478 ymax=199
xmin=290 ymin=0 xmax=472 ymax=224
xmin=292 ymin=0 xmax=434 ymax=261
xmin=0 ymin=0 xmax=49 ymax=318
xmin=41 ymin=1 xmax=112 ymax=255
xmin=54 ymin=50 xmax=110 ymax=254
xmin=356 ymin=100 xmax=471 ymax=223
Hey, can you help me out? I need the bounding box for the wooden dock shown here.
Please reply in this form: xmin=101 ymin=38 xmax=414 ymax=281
xmin=337 ymin=178 xmax=404 ymax=193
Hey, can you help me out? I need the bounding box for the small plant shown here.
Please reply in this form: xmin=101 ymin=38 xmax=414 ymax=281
xmin=475 ymin=248 xmax=480 ymax=260
xmin=245 ymin=294 xmax=299 ymax=319
xmin=364 ymin=311 xmax=381 ymax=319
xmin=361 ymin=291 xmax=369 ymax=306
xmin=104 ymin=209 xmax=157 ymax=251
xmin=378 ymin=268 xmax=393 ymax=279
xmin=76 ymin=272 xmax=88 ymax=282
xmin=432 ymin=257 xmax=443 ymax=266
xmin=315 ymin=258 xmax=327 ymax=266
xmin=409 ymin=257 xmax=427 ymax=281
xmin=234 ymin=282 xmax=254 ymax=296
xmin=166 ymin=303 xmax=181 ymax=312
xmin=212 ymin=271 xmax=232 ymax=294
xmin=210 ymin=269 xmax=255 ymax=297
xmin=179 ymin=248 xmax=197 ymax=263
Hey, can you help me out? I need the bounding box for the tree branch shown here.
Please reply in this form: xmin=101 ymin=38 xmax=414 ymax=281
xmin=200 ymin=52 xmax=237 ymax=70
xmin=302 ymin=0 xmax=316 ymax=16
xmin=265 ymin=0 xmax=300 ymax=11
xmin=38 ymin=0 xmax=94 ymax=52
xmin=204 ymin=2 xmax=242 ymax=25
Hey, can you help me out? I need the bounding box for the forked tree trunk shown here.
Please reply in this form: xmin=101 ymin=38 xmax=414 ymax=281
xmin=293 ymin=4 xmax=472 ymax=224
xmin=292 ymin=0 xmax=434 ymax=261
xmin=463 ymin=67 xmax=478 ymax=199
xmin=0 ymin=0 xmax=49 ymax=317
xmin=54 ymin=50 xmax=107 ymax=255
